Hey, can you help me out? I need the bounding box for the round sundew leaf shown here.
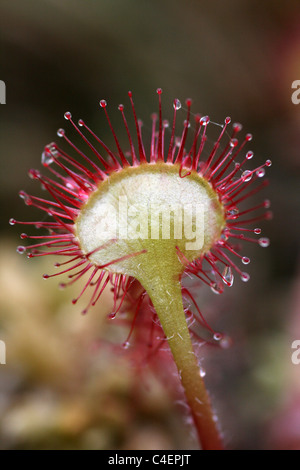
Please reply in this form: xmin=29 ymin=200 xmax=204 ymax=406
xmin=75 ymin=162 xmax=226 ymax=283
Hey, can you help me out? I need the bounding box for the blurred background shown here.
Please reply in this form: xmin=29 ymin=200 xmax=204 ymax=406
xmin=0 ymin=0 xmax=300 ymax=450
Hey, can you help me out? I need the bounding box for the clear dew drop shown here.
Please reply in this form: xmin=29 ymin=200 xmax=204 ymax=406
xmin=64 ymin=111 xmax=72 ymax=120
xmin=220 ymin=231 xmax=229 ymax=241
xmin=19 ymin=191 xmax=31 ymax=205
xmin=222 ymin=266 xmax=234 ymax=286
xmin=122 ymin=341 xmax=130 ymax=349
xmin=17 ymin=245 xmax=26 ymax=254
xmin=173 ymin=99 xmax=181 ymax=110
xmin=57 ymin=128 xmax=65 ymax=138
xmin=242 ymin=256 xmax=250 ymax=265
xmin=246 ymin=151 xmax=254 ymax=160
xmin=233 ymin=123 xmax=242 ymax=132
xmin=210 ymin=282 xmax=223 ymax=294
xmin=256 ymin=168 xmax=265 ymax=178
xmin=254 ymin=228 xmax=261 ymax=234
xmin=230 ymin=138 xmax=238 ymax=148
xmin=241 ymin=272 xmax=250 ymax=282
xmin=28 ymin=169 xmax=40 ymax=180
xmin=213 ymin=332 xmax=223 ymax=342
xmin=200 ymin=115 xmax=210 ymax=126
xmin=9 ymin=218 xmax=16 ymax=226
xmin=259 ymin=237 xmax=270 ymax=248
xmin=226 ymin=207 xmax=239 ymax=218
xmin=200 ymin=368 xmax=206 ymax=378
xmin=175 ymin=136 xmax=181 ymax=147
xmin=41 ymin=150 xmax=54 ymax=166
xmin=219 ymin=336 xmax=232 ymax=349
xmin=241 ymin=170 xmax=253 ymax=182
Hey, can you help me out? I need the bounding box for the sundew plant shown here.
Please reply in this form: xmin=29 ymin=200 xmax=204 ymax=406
xmin=11 ymin=89 xmax=271 ymax=449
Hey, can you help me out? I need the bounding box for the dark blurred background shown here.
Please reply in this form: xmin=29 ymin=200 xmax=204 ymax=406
xmin=0 ymin=0 xmax=299 ymax=450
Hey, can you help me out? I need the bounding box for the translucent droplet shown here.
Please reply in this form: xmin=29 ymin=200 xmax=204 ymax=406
xmin=265 ymin=211 xmax=273 ymax=220
xmin=57 ymin=128 xmax=65 ymax=138
xmin=213 ymin=332 xmax=223 ymax=341
xmin=122 ymin=341 xmax=130 ymax=349
xmin=233 ymin=123 xmax=242 ymax=132
xmin=256 ymin=168 xmax=265 ymax=178
xmin=246 ymin=133 xmax=252 ymax=141
xmin=210 ymin=282 xmax=223 ymax=294
xmin=259 ymin=237 xmax=270 ymax=247
xmin=241 ymin=272 xmax=250 ymax=282
xmin=242 ymin=256 xmax=250 ymax=265
xmin=19 ymin=191 xmax=31 ymax=205
xmin=254 ymin=228 xmax=261 ymax=234
xmin=64 ymin=111 xmax=72 ymax=120
xmin=173 ymin=99 xmax=181 ymax=110
xmin=222 ymin=266 xmax=234 ymax=286
xmin=175 ymin=137 xmax=181 ymax=147
xmin=78 ymin=119 xmax=84 ymax=127
xmin=118 ymin=104 xmax=124 ymax=111
xmin=230 ymin=138 xmax=238 ymax=148
xmin=200 ymin=115 xmax=210 ymax=126
xmin=226 ymin=207 xmax=239 ymax=218
xmin=219 ymin=336 xmax=232 ymax=349
xmin=163 ymin=119 xmax=169 ymax=128
xmin=17 ymin=246 xmax=26 ymax=254
xmin=200 ymin=368 xmax=206 ymax=378
xmin=266 ymin=159 xmax=272 ymax=167
xmin=108 ymin=312 xmax=116 ymax=319
xmin=9 ymin=218 xmax=16 ymax=225
xmin=41 ymin=151 xmax=54 ymax=166
xmin=220 ymin=231 xmax=229 ymax=241
xmin=99 ymin=99 xmax=107 ymax=108
xmin=28 ymin=169 xmax=40 ymax=179
xmin=246 ymin=151 xmax=254 ymax=160
xmin=241 ymin=170 xmax=253 ymax=182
